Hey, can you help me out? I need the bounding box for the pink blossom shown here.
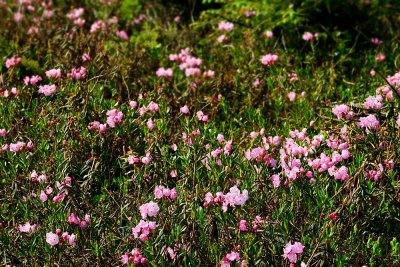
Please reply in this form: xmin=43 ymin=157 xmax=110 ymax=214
xmin=180 ymin=105 xmax=189 ymax=114
xmin=167 ymin=246 xmax=176 ymax=260
xmin=82 ymin=53 xmax=91 ymax=62
xmin=217 ymin=34 xmax=229 ymax=43
xmin=40 ymin=190 xmax=48 ymax=202
xmin=185 ymin=67 xmax=201 ymax=77
xmin=356 ymin=114 xmax=380 ymax=133
xmin=396 ymin=113 xmax=400 ymax=128
xmin=24 ymin=75 xmax=42 ymax=86
xmin=116 ymin=30 xmax=129 ymax=41
xmin=19 ymin=222 xmax=37 ymax=233
xmin=302 ymin=32 xmax=314 ymax=41
xmin=147 ymin=118 xmax=154 ymax=130
xmin=156 ymin=67 xmax=173 ymax=78
xmin=332 ymin=104 xmax=350 ymax=119
xmin=106 ymin=109 xmax=123 ymax=128
xmin=260 ymin=54 xmax=278 ymax=66
xmin=239 ymin=220 xmax=248 ymax=231
xmin=271 ymin=174 xmax=281 ymax=188
xmin=363 ymin=95 xmax=383 ymax=110
xmin=5 ymin=57 xmax=22 ymax=69
xmin=141 ymin=156 xmax=151 ymax=164
xmin=46 ymin=232 xmax=59 ymax=246
xmin=371 ymin=37 xmax=383 ymax=45
xmin=375 ymin=54 xmax=386 ymax=62
xmin=203 ymin=70 xmax=215 ymax=78
xmin=218 ymin=21 xmax=234 ymax=32
xmin=38 ymin=84 xmax=57 ymax=96
xmin=283 ymin=241 xmax=304 ymax=263
xmin=139 ymin=201 xmax=159 ymax=219
xmin=67 ymin=8 xmax=84 ymax=20
xmin=14 ymin=12 xmax=24 ymax=22
xmin=67 ymin=66 xmax=87 ymax=79
xmin=266 ymin=30 xmax=273 ymax=38
xmin=0 ymin=129 xmax=6 ymax=136
xmin=288 ymin=92 xmax=296 ymax=101
xmin=90 ymin=20 xmax=106 ymax=33
xmin=45 ymin=68 xmax=62 ymax=79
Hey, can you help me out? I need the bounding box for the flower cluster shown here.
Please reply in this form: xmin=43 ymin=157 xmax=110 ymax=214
xmin=19 ymin=222 xmax=37 ymax=234
xmin=132 ymin=220 xmax=157 ymax=241
xmin=5 ymin=57 xmax=22 ymax=68
xmin=154 ymin=185 xmax=178 ymax=200
xmin=260 ymin=53 xmax=278 ymax=66
xmin=67 ymin=66 xmax=87 ymax=79
xmin=139 ymin=201 xmax=159 ymax=219
xmin=106 ymin=109 xmax=124 ymax=127
xmin=38 ymin=84 xmax=57 ymax=96
xmin=24 ymin=75 xmax=42 ymax=86
xmin=45 ymin=68 xmax=62 ymax=79
xmin=46 ymin=230 xmax=76 ymax=247
xmin=121 ymin=249 xmax=148 ymax=265
xmin=68 ymin=213 xmax=91 ymax=229
xmin=283 ymin=241 xmax=304 ymax=264
xmin=204 ymin=186 xmax=249 ymax=212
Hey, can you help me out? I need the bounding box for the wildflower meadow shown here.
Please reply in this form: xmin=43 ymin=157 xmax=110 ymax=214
xmin=0 ymin=0 xmax=399 ymax=266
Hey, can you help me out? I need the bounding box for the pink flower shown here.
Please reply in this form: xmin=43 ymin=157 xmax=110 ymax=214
xmin=266 ymin=30 xmax=273 ymax=38
xmin=356 ymin=114 xmax=380 ymax=133
xmin=67 ymin=66 xmax=87 ymax=79
xmin=260 ymin=54 xmax=278 ymax=66
xmin=147 ymin=118 xmax=154 ymax=130
xmin=106 ymin=109 xmax=123 ymax=128
xmin=141 ymin=156 xmax=151 ymax=164
xmin=271 ymin=174 xmax=281 ymax=188
xmin=156 ymin=67 xmax=173 ymax=78
xmin=40 ymin=190 xmax=48 ymax=202
xmin=217 ymin=34 xmax=229 ymax=43
xmin=332 ymin=104 xmax=350 ymax=119
xmin=371 ymin=37 xmax=383 ymax=45
xmin=45 ymin=68 xmax=62 ymax=79
xmin=38 ymin=84 xmax=57 ymax=96
xmin=185 ymin=67 xmax=201 ymax=77
xmin=226 ymin=251 xmax=240 ymax=261
xmin=0 ymin=129 xmax=6 ymax=136
xmin=363 ymin=95 xmax=383 ymax=110
xmin=14 ymin=12 xmax=24 ymax=22
xmin=5 ymin=57 xmax=22 ymax=69
xmin=218 ymin=21 xmax=234 ymax=32
xmin=167 ymin=247 xmax=176 ymax=260
xmin=139 ymin=201 xmax=159 ymax=219
xmin=67 ymin=8 xmax=84 ymax=20
xmin=68 ymin=233 xmax=76 ymax=247
xmin=288 ymin=92 xmax=296 ymax=101
xmin=283 ymin=241 xmax=304 ymax=263
xmin=154 ymin=186 xmax=164 ymax=199
xmin=46 ymin=232 xmax=59 ymax=246
xmin=19 ymin=222 xmax=37 ymax=233
xmin=375 ymin=54 xmax=386 ymax=62
xmin=180 ymin=105 xmax=189 ymax=114
xmin=90 ymin=20 xmax=106 ymax=33
xmin=239 ymin=220 xmax=248 ymax=231
xmin=396 ymin=113 xmax=400 ymax=128
xmin=302 ymin=32 xmax=314 ymax=41
xmin=203 ymin=70 xmax=215 ymax=78
xmin=170 ymin=188 xmax=178 ymax=199
xmin=116 ymin=30 xmax=129 ymax=41
xmin=82 ymin=53 xmax=91 ymax=62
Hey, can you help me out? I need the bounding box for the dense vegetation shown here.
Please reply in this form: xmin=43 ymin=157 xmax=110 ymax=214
xmin=0 ymin=0 xmax=399 ymax=266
